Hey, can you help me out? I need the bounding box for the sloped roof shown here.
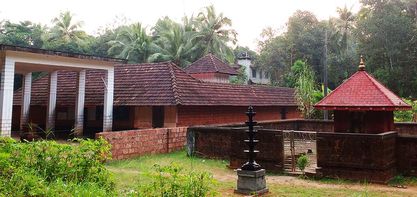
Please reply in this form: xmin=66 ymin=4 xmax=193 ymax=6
xmin=184 ymin=53 xmax=238 ymax=75
xmin=14 ymin=62 xmax=296 ymax=107
xmin=314 ymin=68 xmax=411 ymax=111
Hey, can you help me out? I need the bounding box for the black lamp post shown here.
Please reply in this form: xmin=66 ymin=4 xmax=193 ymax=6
xmin=241 ymin=106 xmax=261 ymax=171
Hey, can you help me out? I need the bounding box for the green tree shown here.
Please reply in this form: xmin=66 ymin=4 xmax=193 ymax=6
xmin=335 ymin=6 xmax=355 ymax=52
xmin=230 ymin=66 xmax=248 ymax=84
xmin=148 ymin=17 xmax=200 ymax=67
xmin=90 ymin=27 xmax=122 ymax=57
xmin=326 ymin=7 xmax=358 ymax=89
xmin=108 ymin=23 xmax=155 ymax=63
xmin=293 ymin=60 xmax=319 ymax=119
xmin=0 ymin=21 xmax=45 ymax=48
xmin=356 ymin=0 xmax=417 ymax=97
xmin=256 ymin=11 xmax=326 ymax=87
xmin=195 ymin=5 xmax=237 ymax=63
xmin=257 ymin=35 xmax=291 ymax=86
xmin=287 ymin=11 xmax=325 ymax=80
xmin=49 ymin=11 xmax=84 ymax=42
xmin=45 ymin=11 xmax=89 ymax=53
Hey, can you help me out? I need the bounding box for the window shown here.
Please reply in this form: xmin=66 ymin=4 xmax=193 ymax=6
xmin=251 ymin=68 xmax=257 ymax=78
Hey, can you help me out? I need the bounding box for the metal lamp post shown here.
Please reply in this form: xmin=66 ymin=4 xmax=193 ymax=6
xmin=241 ymin=106 xmax=261 ymax=171
xmin=235 ymin=106 xmax=268 ymax=195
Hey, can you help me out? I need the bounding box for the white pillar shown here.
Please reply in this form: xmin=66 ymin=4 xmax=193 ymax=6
xmin=0 ymin=56 xmax=15 ymax=136
xmin=20 ymin=72 xmax=32 ymax=131
xmin=74 ymin=70 xmax=86 ymax=136
xmin=103 ymin=68 xmax=114 ymax=132
xmin=46 ymin=71 xmax=57 ymax=131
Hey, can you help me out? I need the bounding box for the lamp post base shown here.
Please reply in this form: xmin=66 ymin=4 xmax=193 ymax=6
xmin=235 ymin=169 xmax=268 ymax=195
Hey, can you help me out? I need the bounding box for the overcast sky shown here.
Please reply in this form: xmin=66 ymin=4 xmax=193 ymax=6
xmin=0 ymin=0 xmax=360 ymax=50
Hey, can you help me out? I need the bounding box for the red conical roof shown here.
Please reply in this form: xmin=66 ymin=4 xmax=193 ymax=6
xmin=315 ymin=59 xmax=411 ymax=111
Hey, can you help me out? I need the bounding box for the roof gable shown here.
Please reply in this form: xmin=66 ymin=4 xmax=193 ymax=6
xmin=314 ymin=70 xmax=411 ymax=111
xmin=184 ymin=53 xmax=238 ymax=75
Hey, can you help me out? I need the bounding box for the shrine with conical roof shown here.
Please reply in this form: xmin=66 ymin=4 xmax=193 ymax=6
xmin=314 ymin=56 xmax=412 ymax=183
xmin=315 ymin=56 xmax=411 ymax=134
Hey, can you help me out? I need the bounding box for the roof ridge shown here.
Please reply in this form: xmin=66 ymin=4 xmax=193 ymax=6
xmin=167 ymin=62 xmax=182 ymax=105
xmin=363 ymin=71 xmax=397 ymax=106
xmin=119 ymin=61 xmax=173 ymax=66
xmin=209 ymin=53 xmax=219 ymax=72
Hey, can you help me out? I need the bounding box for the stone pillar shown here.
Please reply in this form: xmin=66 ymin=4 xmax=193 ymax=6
xmin=0 ymin=56 xmax=15 ymax=136
xmin=74 ymin=70 xmax=86 ymax=136
xmin=103 ymin=68 xmax=114 ymax=132
xmin=20 ymin=72 xmax=32 ymax=131
xmin=46 ymin=71 xmax=58 ymax=131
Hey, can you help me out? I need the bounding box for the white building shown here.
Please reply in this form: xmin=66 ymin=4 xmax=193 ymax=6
xmin=236 ymin=52 xmax=270 ymax=85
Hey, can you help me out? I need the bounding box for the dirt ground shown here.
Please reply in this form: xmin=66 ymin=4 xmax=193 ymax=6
xmin=214 ymin=171 xmax=417 ymax=196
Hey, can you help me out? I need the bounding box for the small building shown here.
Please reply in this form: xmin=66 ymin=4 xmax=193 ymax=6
xmin=315 ymin=57 xmax=411 ymax=133
xmin=184 ymin=53 xmax=237 ymax=83
xmin=236 ymin=52 xmax=270 ymax=85
xmin=314 ymin=56 xmax=412 ymax=183
xmin=13 ymin=61 xmax=300 ymax=137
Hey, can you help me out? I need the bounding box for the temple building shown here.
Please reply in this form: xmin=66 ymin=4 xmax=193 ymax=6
xmin=314 ymin=56 xmax=411 ymax=183
xmin=315 ymin=56 xmax=411 ymax=133
xmin=13 ymin=61 xmax=300 ymax=138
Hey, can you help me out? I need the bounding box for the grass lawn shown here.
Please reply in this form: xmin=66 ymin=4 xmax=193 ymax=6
xmin=106 ymin=150 xmax=417 ymax=196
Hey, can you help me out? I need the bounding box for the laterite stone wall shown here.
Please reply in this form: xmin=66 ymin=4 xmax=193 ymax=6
xmin=396 ymin=136 xmax=417 ymax=176
xmin=316 ymin=131 xmax=397 ymax=183
xmin=96 ymin=127 xmax=187 ymax=160
xmin=188 ymin=126 xmax=285 ymax=172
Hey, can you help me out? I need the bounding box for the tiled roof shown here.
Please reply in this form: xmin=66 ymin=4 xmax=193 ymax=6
xmin=184 ymin=53 xmax=238 ymax=75
xmin=314 ymin=70 xmax=411 ymax=111
xmin=14 ymin=62 xmax=296 ymax=107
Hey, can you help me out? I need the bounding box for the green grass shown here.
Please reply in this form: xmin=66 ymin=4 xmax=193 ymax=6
xmin=106 ymin=151 xmax=229 ymax=193
xmin=106 ymin=150 xmax=415 ymax=196
xmin=388 ymin=175 xmax=417 ymax=186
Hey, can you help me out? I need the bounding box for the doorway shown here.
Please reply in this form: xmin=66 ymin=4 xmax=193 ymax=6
xmin=152 ymin=106 xmax=165 ymax=128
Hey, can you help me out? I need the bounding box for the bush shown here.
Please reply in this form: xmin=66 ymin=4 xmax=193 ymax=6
xmin=135 ymin=163 xmax=217 ymax=196
xmin=394 ymin=98 xmax=417 ymax=122
xmin=297 ymin=154 xmax=309 ymax=174
xmin=0 ymin=137 xmax=115 ymax=196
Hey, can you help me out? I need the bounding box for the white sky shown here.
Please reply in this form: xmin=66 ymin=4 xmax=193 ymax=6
xmin=0 ymin=0 xmax=360 ymax=50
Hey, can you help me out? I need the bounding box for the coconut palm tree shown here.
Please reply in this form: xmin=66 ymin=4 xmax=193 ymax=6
xmin=195 ymin=5 xmax=237 ymax=63
xmin=108 ymin=23 xmax=155 ymax=63
xmin=149 ymin=17 xmax=201 ymax=67
xmin=336 ymin=6 xmax=355 ymax=52
xmin=49 ymin=11 xmax=84 ymax=42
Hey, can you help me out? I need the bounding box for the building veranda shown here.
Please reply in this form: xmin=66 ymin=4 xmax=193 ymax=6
xmin=0 ymin=45 xmax=126 ymax=138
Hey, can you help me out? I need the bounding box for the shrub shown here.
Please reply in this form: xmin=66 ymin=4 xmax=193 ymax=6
xmin=136 ymin=163 xmax=217 ymax=196
xmin=394 ymin=98 xmax=417 ymax=122
xmin=297 ymin=154 xmax=309 ymax=174
xmin=0 ymin=137 xmax=114 ymax=196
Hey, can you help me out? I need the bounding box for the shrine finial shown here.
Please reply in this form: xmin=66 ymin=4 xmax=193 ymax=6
xmin=359 ymin=55 xmax=365 ymax=71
